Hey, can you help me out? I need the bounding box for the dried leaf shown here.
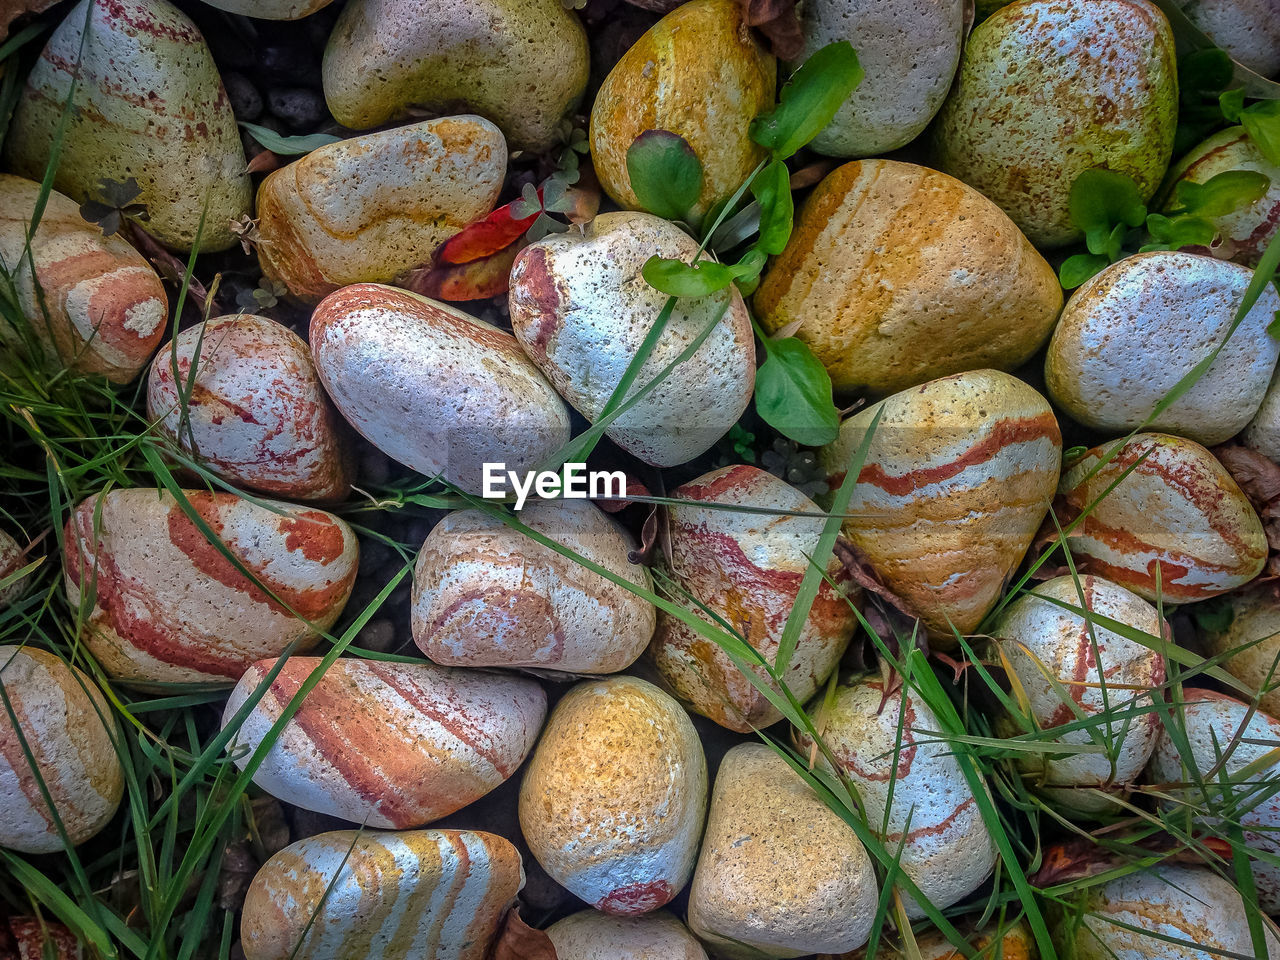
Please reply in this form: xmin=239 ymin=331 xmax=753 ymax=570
xmin=833 ymin=541 xmax=919 ymax=621
xmin=739 ymin=0 xmax=805 ymax=60
xmin=629 ymin=504 xmax=663 ymax=566
xmin=400 ymin=241 xmax=526 ymax=302
xmin=123 ymin=221 xmax=217 ymax=316
xmin=1029 ymin=840 xmax=1118 ymax=887
xmin=1213 ymin=443 xmax=1280 ymax=507
xmin=246 ymin=150 xmax=283 ymax=175
xmin=788 ymin=159 xmax=836 ymax=191
xmin=594 ymin=476 xmax=651 ymax=513
xmin=487 ymin=906 xmax=557 ymax=960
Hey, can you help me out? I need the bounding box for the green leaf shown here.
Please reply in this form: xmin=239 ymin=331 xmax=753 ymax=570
xmin=1180 ymin=48 xmax=1235 ymax=103
xmin=1141 ymin=213 xmax=1216 ymax=250
xmin=1242 ymin=99 xmax=1280 ymax=167
xmin=1174 ymin=169 xmax=1271 ymax=216
xmin=1059 ymin=253 xmax=1110 ymax=289
xmin=749 ymin=41 xmax=864 ymax=160
xmin=625 ymin=130 xmax=704 ymax=221
xmin=753 ymin=335 xmax=840 ymax=446
xmin=733 ymin=248 xmax=768 ymax=286
xmin=239 ymin=122 xmax=341 ymax=155
xmin=750 ymin=158 xmax=794 ymax=255
xmin=1220 ymin=87 xmax=1246 ymax=122
xmin=1069 ymin=168 xmax=1147 ymax=254
xmin=641 ymin=255 xmax=763 ymax=297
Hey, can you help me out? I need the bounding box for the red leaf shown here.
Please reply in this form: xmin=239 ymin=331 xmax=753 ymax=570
xmin=739 ymin=0 xmax=806 ymax=60
xmin=595 ymin=476 xmax=651 ymax=513
xmin=488 ymin=906 xmax=557 ymax=960
xmin=400 ymin=240 xmax=526 ymax=302
xmin=246 ymin=150 xmax=282 ymax=175
xmin=438 ymin=199 xmax=541 ymax=266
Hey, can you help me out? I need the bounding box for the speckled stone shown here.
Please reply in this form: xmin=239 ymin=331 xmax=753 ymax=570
xmin=590 ymin=0 xmax=775 ymax=218
xmin=412 ymin=499 xmax=656 ymax=673
xmin=1173 ymin=0 xmax=1280 ymax=77
xmin=4 ymin=0 xmax=251 ymax=252
xmin=932 ymin=0 xmax=1177 ymax=247
xmin=1045 ymin=252 xmax=1280 ymax=445
xmin=0 ymin=175 xmax=167 ymax=384
xmin=224 ymin=657 xmax=545 ymax=829
xmin=309 ymin=284 xmax=571 ymax=494
xmin=256 ymin=117 xmax=506 ymax=303
xmin=794 ymin=0 xmax=964 ymax=156
xmin=241 ymin=829 xmax=523 ymax=960
xmin=794 ymin=672 xmax=997 ymax=916
xmin=322 ymin=0 xmax=588 ymax=151
xmin=993 ymin=576 xmax=1165 ymax=814
xmin=545 ymin=910 xmax=709 ymax=960
xmin=1055 ymin=434 xmax=1267 ymax=604
xmin=1201 ymin=586 xmax=1280 ymax=718
xmin=63 ymin=489 xmax=358 ymax=683
xmin=0 ymin=646 xmax=123 ymax=853
xmin=147 ymin=314 xmax=352 ymax=501
xmin=754 ymin=160 xmax=1062 ymax=395
xmin=509 ymin=212 xmax=755 ymax=467
xmin=519 ymin=676 xmax=707 ymax=916
xmin=688 ymin=743 xmax=879 ymax=959
xmin=820 ymin=370 xmax=1061 ymax=639
xmin=648 ymin=465 xmax=858 ymax=732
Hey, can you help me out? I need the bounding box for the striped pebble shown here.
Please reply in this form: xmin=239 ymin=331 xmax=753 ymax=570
xmin=1149 ymin=690 xmax=1280 ymax=911
xmin=0 ymin=646 xmax=123 ymax=853
xmin=63 ymin=489 xmax=358 ymax=683
xmin=256 ymin=117 xmax=506 ymax=303
xmin=993 ymin=576 xmax=1165 ymax=814
xmin=224 ymin=657 xmax=545 ymax=828
xmin=1062 ymin=864 xmax=1280 ymax=960
xmin=310 ymin=283 xmax=570 ymax=495
xmin=820 ymin=369 xmax=1061 ymax=639
xmin=519 ymin=676 xmax=707 ymax=915
xmin=794 ymin=672 xmax=997 ymax=917
xmin=1055 ymin=434 xmax=1266 ymax=603
xmin=241 ymin=829 xmax=523 ymax=960
xmin=0 ymin=174 xmax=167 ymax=384
xmin=649 ymin=465 xmax=858 ymax=732
xmin=689 ymin=743 xmax=879 ymax=958
xmin=546 ymin=910 xmax=709 ymax=960
xmin=147 ymin=314 xmax=352 ymax=502
xmin=412 ymin=499 xmax=656 ymax=673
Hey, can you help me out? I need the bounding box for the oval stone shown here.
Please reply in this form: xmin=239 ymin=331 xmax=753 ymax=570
xmin=147 ymin=314 xmax=353 ymax=502
xmin=0 ymin=529 xmax=30 ymax=610
xmin=931 ymin=0 xmax=1177 ymax=247
xmin=1172 ymin=0 xmax=1280 ymax=77
xmin=310 ymin=284 xmax=570 ymax=495
xmin=256 ymin=117 xmax=506 ymax=303
xmin=546 ymin=910 xmax=709 ymax=960
xmin=1201 ymin=586 xmax=1280 ymax=718
xmin=519 ymin=676 xmax=707 ymax=915
xmin=649 ymin=465 xmax=858 ymax=732
xmin=1055 ymin=434 xmax=1266 ymax=603
xmin=820 ymin=370 xmax=1061 ymax=639
xmin=241 ymin=829 xmax=523 ymax=960
xmin=590 ymin=0 xmax=775 ymax=219
xmin=0 ymin=646 xmax=123 ymax=853
xmin=509 ymin=211 xmax=755 ymax=467
xmin=1162 ymin=126 xmax=1280 ymax=268
xmin=754 ymin=160 xmax=1061 ymax=395
xmin=993 ymin=576 xmax=1165 ymax=814
xmin=795 ymin=0 xmax=964 ymax=156
xmin=794 ymin=672 xmax=997 ymax=916
xmin=412 ymin=499 xmax=656 ymax=674
xmin=4 ymin=0 xmax=251 ymax=252
xmin=225 ymin=657 xmax=545 ymax=829
xmin=688 ymin=743 xmax=879 ymax=959
xmin=63 ymin=489 xmax=358 ymax=683
xmin=1045 ymin=252 xmax=1280 ymax=446
xmin=322 ymin=0 xmax=589 ymax=151
xmin=0 ymin=175 xmax=167 ymax=384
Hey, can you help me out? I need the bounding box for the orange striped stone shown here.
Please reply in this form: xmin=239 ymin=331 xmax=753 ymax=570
xmin=649 ymin=465 xmax=858 ymax=732
xmin=1055 ymin=434 xmax=1266 ymax=604
xmin=224 ymin=657 xmax=545 ymax=828
xmin=794 ymin=672 xmax=997 ymax=916
xmin=754 ymin=160 xmax=1061 ymax=395
xmin=821 ymin=370 xmax=1061 ymax=639
xmin=519 ymin=676 xmax=707 ymax=916
xmin=0 ymin=646 xmax=123 ymax=853
xmin=63 ymin=489 xmax=358 ymax=683
xmin=0 ymin=175 xmax=167 ymax=384
xmin=241 ymin=829 xmax=523 ymax=960
xmin=147 ymin=314 xmax=353 ymax=502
